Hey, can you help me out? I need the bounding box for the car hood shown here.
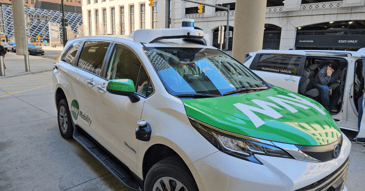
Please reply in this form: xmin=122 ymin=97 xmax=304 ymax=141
xmin=182 ymin=86 xmax=341 ymax=146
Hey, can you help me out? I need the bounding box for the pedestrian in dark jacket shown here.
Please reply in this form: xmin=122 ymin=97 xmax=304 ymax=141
xmin=313 ymin=62 xmax=341 ymax=113
xmin=0 ymin=44 xmax=6 ymax=69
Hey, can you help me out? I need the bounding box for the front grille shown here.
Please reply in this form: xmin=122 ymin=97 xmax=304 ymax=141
xmin=296 ymin=158 xmax=349 ymax=191
xmin=296 ymin=136 xmax=343 ymax=162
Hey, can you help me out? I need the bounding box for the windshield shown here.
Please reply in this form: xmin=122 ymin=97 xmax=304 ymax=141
xmin=145 ymin=48 xmax=266 ymax=96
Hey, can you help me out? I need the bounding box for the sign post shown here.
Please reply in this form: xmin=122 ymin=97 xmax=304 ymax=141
xmin=218 ymin=26 xmax=225 ymax=50
xmin=49 ymin=22 xmax=61 ymax=47
xmin=61 ymin=0 xmax=66 ymax=47
xmin=0 ymin=56 xmax=4 ymax=76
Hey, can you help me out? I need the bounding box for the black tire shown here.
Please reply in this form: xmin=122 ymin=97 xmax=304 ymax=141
xmin=144 ymin=156 xmax=198 ymax=191
xmin=57 ymin=99 xmax=74 ymax=139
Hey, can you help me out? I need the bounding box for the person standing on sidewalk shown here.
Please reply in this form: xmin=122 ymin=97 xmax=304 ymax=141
xmin=0 ymin=44 xmax=6 ymax=69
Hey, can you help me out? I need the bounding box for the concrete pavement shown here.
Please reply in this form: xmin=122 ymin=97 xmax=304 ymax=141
xmin=41 ymin=46 xmax=63 ymax=60
xmin=1 ymin=52 xmax=56 ymax=78
xmin=0 ymin=72 xmax=128 ymax=191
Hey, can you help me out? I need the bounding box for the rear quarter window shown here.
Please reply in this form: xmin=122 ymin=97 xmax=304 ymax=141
xmin=256 ymin=54 xmax=301 ymax=75
xmin=77 ymin=41 xmax=110 ymax=76
xmin=61 ymin=41 xmax=82 ymax=65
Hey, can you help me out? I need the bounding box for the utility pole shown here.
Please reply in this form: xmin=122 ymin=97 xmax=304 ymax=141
xmin=182 ymin=0 xmax=230 ymax=51
xmin=61 ymin=0 xmax=66 ymax=47
xmin=12 ymin=0 xmax=30 ymax=72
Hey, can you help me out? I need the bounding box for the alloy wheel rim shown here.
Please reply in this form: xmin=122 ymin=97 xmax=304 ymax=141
xmin=59 ymin=106 xmax=68 ymax=133
xmin=152 ymin=177 xmax=188 ymax=191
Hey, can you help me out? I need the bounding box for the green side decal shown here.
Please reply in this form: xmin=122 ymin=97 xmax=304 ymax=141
xmin=70 ymin=99 xmax=92 ymax=126
xmin=71 ymin=100 xmax=79 ymax=120
xmin=182 ymin=87 xmax=342 ymax=146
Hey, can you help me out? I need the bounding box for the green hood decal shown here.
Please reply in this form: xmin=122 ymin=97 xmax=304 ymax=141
xmin=182 ymin=87 xmax=341 ymax=146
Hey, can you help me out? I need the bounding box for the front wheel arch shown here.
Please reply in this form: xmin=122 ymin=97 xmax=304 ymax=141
xmin=144 ymin=156 xmax=199 ymax=191
xmin=142 ymin=144 xmax=198 ymax=187
xmin=55 ymin=87 xmax=67 ymax=107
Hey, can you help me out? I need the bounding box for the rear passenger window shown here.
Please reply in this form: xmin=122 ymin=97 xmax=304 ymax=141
xmin=61 ymin=41 xmax=82 ymax=64
xmin=256 ymin=54 xmax=301 ymax=75
xmin=107 ymin=44 xmax=153 ymax=97
xmin=77 ymin=41 xmax=110 ymax=76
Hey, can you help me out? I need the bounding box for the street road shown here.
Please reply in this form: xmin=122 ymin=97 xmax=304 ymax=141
xmin=0 ymin=71 xmax=364 ymax=190
xmin=39 ymin=49 xmax=62 ymax=60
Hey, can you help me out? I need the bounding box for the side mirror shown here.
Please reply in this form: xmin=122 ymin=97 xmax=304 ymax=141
xmin=106 ymin=79 xmax=140 ymax=103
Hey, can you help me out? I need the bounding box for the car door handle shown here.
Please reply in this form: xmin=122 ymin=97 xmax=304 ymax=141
xmin=97 ymin=85 xmax=106 ymax=93
xmin=285 ymin=78 xmax=296 ymax=82
xmin=87 ymin=80 xmax=95 ymax=86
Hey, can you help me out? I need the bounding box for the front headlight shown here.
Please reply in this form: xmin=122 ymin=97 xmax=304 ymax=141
xmin=189 ymin=118 xmax=293 ymax=164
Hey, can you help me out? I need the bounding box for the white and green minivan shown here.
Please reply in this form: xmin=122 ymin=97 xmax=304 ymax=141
xmin=53 ymin=28 xmax=351 ymax=191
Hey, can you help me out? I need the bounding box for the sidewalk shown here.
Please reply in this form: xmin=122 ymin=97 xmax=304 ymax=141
xmin=42 ymin=46 xmax=64 ymax=51
xmin=0 ymin=52 xmax=56 ymax=78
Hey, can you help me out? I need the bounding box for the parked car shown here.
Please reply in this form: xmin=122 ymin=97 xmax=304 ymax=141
xmin=1 ymin=41 xmax=12 ymax=52
xmin=244 ymin=49 xmax=365 ymax=136
xmin=28 ymin=45 xmax=44 ymax=55
xmin=53 ymin=29 xmax=350 ymax=191
xmin=8 ymin=41 xmax=15 ymax=52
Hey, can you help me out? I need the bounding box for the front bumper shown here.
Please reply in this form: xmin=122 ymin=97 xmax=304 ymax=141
xmin=191 ymin=133 xmax=351 ymax=191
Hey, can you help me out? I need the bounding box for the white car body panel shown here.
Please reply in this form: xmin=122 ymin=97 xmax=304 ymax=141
xmin=253 ymin=70 xmax=301 ymax=92
xmin=192 ymin=134 xmax=350 ymax=191
xmin=93 ymin=76 xmax=145 ymax=171
xmin=137 ymin=91 xmax=219 ymax=189
xmin=69 ymin=66 xmax=99 ymax=136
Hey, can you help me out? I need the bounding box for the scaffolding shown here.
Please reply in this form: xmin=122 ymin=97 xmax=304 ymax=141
xmin=1 ymin=5 xmax=82 ymax=40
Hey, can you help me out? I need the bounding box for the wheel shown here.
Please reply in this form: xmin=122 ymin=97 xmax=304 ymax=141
xmin=57 ymin=99 xmax=74 ymax=139
xmin=144 ymin=156 xmax=198 ymax=191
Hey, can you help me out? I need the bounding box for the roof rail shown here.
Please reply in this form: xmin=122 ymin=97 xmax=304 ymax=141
xmin=150 ymin=35 xmax=206 ymax=45
xmin=129 ymin=28 xmax=207 ymax=45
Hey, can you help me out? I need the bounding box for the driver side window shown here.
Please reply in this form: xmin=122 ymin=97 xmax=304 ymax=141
xmin=107 ymin=44 xmax=153 ymax=97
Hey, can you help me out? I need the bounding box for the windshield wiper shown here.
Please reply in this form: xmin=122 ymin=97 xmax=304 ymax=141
xmin=176 ymin=93 xmax=221 ymax=98
xmin=223 ymin=87 xmax=268 ymax=96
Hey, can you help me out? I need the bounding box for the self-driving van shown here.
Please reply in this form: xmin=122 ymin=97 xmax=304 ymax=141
xmin=53 ymin=28 xmax=351 ymax=191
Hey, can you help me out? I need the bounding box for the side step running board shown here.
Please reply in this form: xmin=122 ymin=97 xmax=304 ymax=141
xmin=73 ymin=125 xmax=142 ymax=191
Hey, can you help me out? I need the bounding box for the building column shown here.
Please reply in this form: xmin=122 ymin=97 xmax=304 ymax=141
xmin=283 ymin=0 xmax=301 ymax=11
xmin=171 ymin=0 xmax=184 ymax=28
xmin=232 ymin=0 xmax=267 ymax=62
xmin=279 ymin=23 xmax=297 ymax=50
xmin=135 ymin=3 xmax=141 ymax=31
xmin=343 ymin=0 xmax=365 ymax=7
xmin=146 ymin=3 xmax=152 ymax=29
xmin=157 ymin=0 xmax=169 ymax=28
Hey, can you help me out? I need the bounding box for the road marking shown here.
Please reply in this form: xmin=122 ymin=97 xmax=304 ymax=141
xmin=0 ymin=85 xmax=51 ymax=90
xmin=0 ymin=83 xmax=51 ymax=88
xmin=0 ymin=84 xmax=52 ymax=98
xmin=0 ymin=79 xmax=51 ymax=84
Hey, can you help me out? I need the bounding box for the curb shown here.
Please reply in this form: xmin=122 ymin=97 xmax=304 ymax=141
xmin=0 ymin=69 xmax=53 ymax=79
